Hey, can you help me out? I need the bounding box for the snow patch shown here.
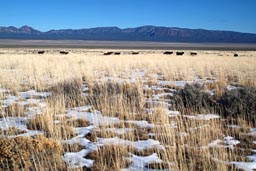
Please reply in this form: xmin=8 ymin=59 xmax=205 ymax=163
xmin=184 ymin=114 xmax=220 ymax=120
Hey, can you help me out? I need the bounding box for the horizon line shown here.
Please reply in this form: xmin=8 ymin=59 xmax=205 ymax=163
xmin=1 ymin=24 xmax=255 ymax=34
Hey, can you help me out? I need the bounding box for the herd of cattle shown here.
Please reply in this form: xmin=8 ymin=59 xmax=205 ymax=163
xmin=36 ymin=50 xmax=239 ymax=57
xmin=103 ymin=51 xmax=197 ymax=56
xmin=37 ymin=50 xmax=69 ymax=55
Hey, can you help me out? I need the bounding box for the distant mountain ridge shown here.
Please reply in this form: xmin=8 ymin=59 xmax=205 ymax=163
xmin=0 ymin=25 xmax=256 ymax=43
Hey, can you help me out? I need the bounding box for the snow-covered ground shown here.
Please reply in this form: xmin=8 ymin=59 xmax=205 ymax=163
xmin=0 ymin=69 xmax=254 ymax=171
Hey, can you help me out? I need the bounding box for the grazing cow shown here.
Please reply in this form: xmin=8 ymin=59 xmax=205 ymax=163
xmin=163 ymin=51 xmax=173 ymax=55
xmin=114 ymin=52 xmax=121 ymax=55
xmin=38 ymin=51 xmax=45 ymax=54
xmin=176 ymin=51 xmax=184 ymax=56
xmin=131 ymin=52 xmax=139 ymax=55
xmin=60 ymin=51 xmax=69 ymax=55
xmin=103 ymin=52 xmax=113 ymax=55
xmin=190 ymin=52 xmax=197 ymax=56
xmin=234 ymin=53 xmax=239 ymax=57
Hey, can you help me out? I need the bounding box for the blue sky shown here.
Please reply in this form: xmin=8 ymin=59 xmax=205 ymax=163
xmin=0 ymin=0 xmax=256 ymax=33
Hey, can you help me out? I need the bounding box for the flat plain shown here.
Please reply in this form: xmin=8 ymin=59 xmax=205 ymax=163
xmin=0 ymin=47 xmax=255 ymax=171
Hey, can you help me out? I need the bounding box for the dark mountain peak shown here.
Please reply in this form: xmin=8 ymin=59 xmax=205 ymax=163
xmin=20 ymin=25 xmax=31 ymax=29
xmin=19 ymin=25 xmax=40 ymax=33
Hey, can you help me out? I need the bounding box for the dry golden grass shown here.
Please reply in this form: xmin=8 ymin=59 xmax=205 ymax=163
xmin=0 ymin=49 xmax=255 ymax=91
xmin=1 ymin=103 xmax=26 ymax=118
xmin=86 ymin=145 xmax=132 ymax=171
xmin=0 ymin=49 xmax=255 ymax=171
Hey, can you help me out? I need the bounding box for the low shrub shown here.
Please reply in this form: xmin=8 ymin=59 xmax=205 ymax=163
xmin=171 ymin=84 xmax=256 ymax=124
xmin=171 ymin=84 xmax=217 ymax=114
xmin=0 ymin=135 xmax=66 ymax=171
xmin=218 ymin=87 xmax=256 ymax=124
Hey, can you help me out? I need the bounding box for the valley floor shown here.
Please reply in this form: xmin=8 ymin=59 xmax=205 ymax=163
xmin=0 ymin=49 xmax=255 ymax=171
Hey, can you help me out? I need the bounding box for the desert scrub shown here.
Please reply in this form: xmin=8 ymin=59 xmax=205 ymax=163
xmin=1 ymin=104 xmax=26 ymax=118
xmin=86 ymin=82 xmax=145 ymax=119
xmin=47 ymin=79 xmax=86 ymax=108
xmin=171 ymin=84 xmax=217 ymax=114
xmin=27 ymin=115 xmax=76 ymax=139
xmin=171 ymin=84 xmax=256 ymax=124
xmin=66 ymin=118 xmax=90 ymax=127
xmin=0 ymin=135 xmax=66 ymax=171
xmin=218 ymin=87 xmax=256 ymax=124
xmin=0 ymin=127 xmax=26 ymax=136
xmin=86 ymin=145 xmax=131 ymax=171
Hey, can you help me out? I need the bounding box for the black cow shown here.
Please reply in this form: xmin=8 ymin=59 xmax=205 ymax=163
xmin=131 ymin=52 xmax=139 ymax=55
xmin=176 ymin=51 xmax=184 ymax=56
xmin=103 ymin=52 xmax=113 ymax=55
xmin=190 ymin=52 xmax=197 ymax=56
xmin=163 ymin=51 xmax=173 ymax=55
xmin=234 ymin=53 xmax=239 ymax=57
xmin=114 ymin=52 xmax=121 ymax=55
xmin=38 ymin=51 xmax=45 ymax=54
xmin=60 ymin=51 xmax=69 ymax=55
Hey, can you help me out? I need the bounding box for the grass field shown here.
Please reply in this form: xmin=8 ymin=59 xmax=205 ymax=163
xmin=0 ymin=48 xmax=255 ymax=171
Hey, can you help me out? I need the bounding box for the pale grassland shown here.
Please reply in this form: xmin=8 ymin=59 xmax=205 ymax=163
xmin=0 ymin=49 xmax=255 ymax=171
xmin=0 ymin=49 xmax=255 ymax=91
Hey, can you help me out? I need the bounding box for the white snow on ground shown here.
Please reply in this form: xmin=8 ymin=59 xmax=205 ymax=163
xmin=25 ymin=106 xmax=44 ymax=117
xmin=97 ymin=137 xmax=164 ymax=151
xmin=226 ymin=85 xmax=239 ymax=91
xmin=98 ymin=137 xmax=131 ymax=146
xmin=0 ymin=117 xmax=28 ymax=130
xmin=75 ymin=125 xmax=94 ymax=137
xmin=131 ymin=70 xmax=146 ymax=79
xmin=99 ymin=76 xmax=137 ymax=83
xmin=249 ymin=128 xmax=256 ymax=136
xmin=228 ymin=125 xmax=241 ymax=129
xmin=231 ymin=154 xmax=256 ymax=171
xmin=134 ymin=139 xmax=164 ymax=151
xmin=1 ymin=91 xmax=49 ymax=108
xmin=63 ymin=137 xmax=91 ymax=147
xmin=233 ymin=139 xmax=256 ymax=171
xmin=123 ymin=153 xmax=165 ymax=171
xmin=183 ymin=114 xmax=220 ymax=120
xmin=158 ymin=80 xmax=192 ymax=87
xmin=231 ymin=162 xmax=256 ymax=171
xmin=125 ymin=120 xmax=155 ymax=129
xmin=64 ymin=149 xmax=94 ymax=168
xmin=224 ymin=136 xmax=240 ymax=146
xmin=66 ymin=109 xmax=119 ymax=126
xmin=168 ymin=110 xmax=180 ymax=117
xmin=63 ymin=126 xmax=96 ymax=148
xmin=16 ymin=99 xmax=42 ymax=106
xmin=0 ymin=90 xmax=50 ymax=138
xmin=19 ymin=90 xmax=52 ymax=99
xmin=206 ymin=136 xmax=240 ymax=149
xmin=1 ymin=95 xmax=20 ymax=106
xmin=106 ymin=128 xmax=134 ymax=135
xmin=0 ymin=117 xmax=43 ymax=137
xmin=81 ymin=84 xmax=89 ymax=92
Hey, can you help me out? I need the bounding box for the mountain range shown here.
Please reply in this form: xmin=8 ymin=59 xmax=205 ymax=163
xmin=0 ymin=25 xmax=256 ymax=43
